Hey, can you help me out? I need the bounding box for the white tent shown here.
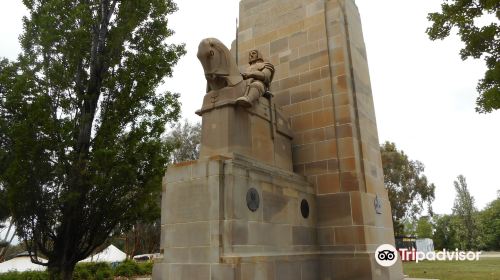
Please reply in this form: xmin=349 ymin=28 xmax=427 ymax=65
xmin=0 ymin=256 xmax=47 ymax=273
xmin=80 ymin=245 xmax=126 ymax=263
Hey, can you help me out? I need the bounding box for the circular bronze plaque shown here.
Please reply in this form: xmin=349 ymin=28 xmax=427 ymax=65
xmin=246 ymin=188 xmax=260 ymax=212
xmin=300 ymin=199 xmax=310 ymax=218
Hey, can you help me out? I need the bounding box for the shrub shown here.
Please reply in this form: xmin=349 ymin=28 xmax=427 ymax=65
xmin=113 ymin=260 xmax=141 ymax=277
xmin=137 ymin=262 xmax=153 ymax=276
xmin=0 ymin=260 xmax=153 ymax=279
xmin=74 ymin=262 xmax=113 ymax=280
xmin=72 ymin=267 xmax=92 ymax=280
xmin=94 ymin=269 xmax=112 ymax=280
xmin=0 ymin=271 xmax=48 ymax=280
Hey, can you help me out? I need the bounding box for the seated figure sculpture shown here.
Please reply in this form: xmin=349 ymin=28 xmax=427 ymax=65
xmin=196 ymin=38 xmax=275 ymax=108
xmin=195 ymin=38 xmax=292 ymax=171
xmin=236 ymin=50 xmax=275 ymax=107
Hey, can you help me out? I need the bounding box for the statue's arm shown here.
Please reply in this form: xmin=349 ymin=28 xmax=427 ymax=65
xmin=243 ymin=70 xmax=265 ymax=81
xmin=243 ymin=68 xmax=272 ymax=83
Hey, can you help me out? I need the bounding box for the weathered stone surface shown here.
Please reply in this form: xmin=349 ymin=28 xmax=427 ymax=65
xmin=240 ymin=262 xmax=275 ymax=280
xmin=198 ymin=93 xmax=294 ymax=171
xmin=211 ymin=264 xmax=235 ymax=280
xmin=292 ymin=226 xmax=317 ymax=245
xmin=155 ymin=155 xmax=319 ymax=280
xmin=169 ymin=264 xmax=210 ymax=280
xmin=275 ymin=261 xmax=301 ymax=280
xmin=164 ymin=222 xmax=210 ymax=247
xmin=235 ymin=0 xmax=403 ymax=279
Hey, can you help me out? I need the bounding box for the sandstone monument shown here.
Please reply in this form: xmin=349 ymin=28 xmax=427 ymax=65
xmin=153 ymin=0 xmax=404 ymax=279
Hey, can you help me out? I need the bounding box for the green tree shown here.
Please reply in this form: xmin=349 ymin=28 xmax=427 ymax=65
xmin=452 ymin=175 xmax=480 ymax=250
xmin=112 ymin=120 xmax=201 ymax=259
xmin=165 ymin=120 xmax=201 ymax=163
xmin=426 ymin=0 xmax=499 ymax=113
xmin=0 ymin=60 xmax=12 ymax=230
xmin=0 ymin=0 xmax=184 ymax=279
xmin=120 ymin=221 xmax=161 ymax=258
xmin=416 ymin=216 xmax=433 ymax=239
xmin=0 ymin=121 xmax=13 ymax=261
xmin=433 ymin=214 xmax=459 ymax=250
xmin=478 ymin=191 xmax=500 ymax=250
xmin=0 ymin=183 xmax=9 ymax=231
xmin=380 ymin=142 xmax=436 ymax=236
xmin=401 ymin=218 xmax=417 ymax=236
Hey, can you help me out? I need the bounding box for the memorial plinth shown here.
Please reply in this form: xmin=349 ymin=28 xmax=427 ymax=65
xmin=196 ymin=89 xmax=293 ymax=171
xmin=153 ymin=154 xmax=318 ymax=279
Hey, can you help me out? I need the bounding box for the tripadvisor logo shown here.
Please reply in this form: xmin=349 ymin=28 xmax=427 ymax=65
xmin=399 ymin=248 xmax=482 ymax=263
xmin=375 ymin=244 xmax=398 ymax=267
xmin=375 ymin=244 xmax=483 ymax=266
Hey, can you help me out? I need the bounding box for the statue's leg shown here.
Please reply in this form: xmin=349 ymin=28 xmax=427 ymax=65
xmin=236 ymin=82 xmax=263 ymax=108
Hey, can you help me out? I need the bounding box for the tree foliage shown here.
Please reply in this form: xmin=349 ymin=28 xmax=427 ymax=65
xmin=452 ymin=175 xmax=480 ymax=250
xmin=416 ymin=216 xmax=433 ymax=239
xmin=164 ymin=120 xmax=201 ymax=163
xmin=120 ymin=221 xmax=160 ymax=257
xmin=433 ymin=214 xmax=459 ymax=250
xmin=0 ymin=61 xmax=11 ymax=227
xmin=426 ymin=0 xmax=500 ymax=113
xmin=113 ymin=120 xmax=201 ymax=258
xmin=380 ymin=142 xmax=436 ymax=236
xmin=0 ymin=0 xmax=184 ymax=278
xmin=433 ymin=186 xmax=498 ymax=251
xmin=477 ymin=191 xmax=500 ymax=250
xmin=0 ymin=184 xmax=8 ymax=228
xmin=400 ymin=218 xmax=417 ymax=236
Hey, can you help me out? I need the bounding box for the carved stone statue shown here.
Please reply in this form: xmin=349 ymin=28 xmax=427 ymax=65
xmin=197 ymin=38 xmax=243 ymax=93
xmin=196 ymin=38 xmax=275 ymax=108
xmin=236 ymin=50 xmax=275 ymax=107
xmin=195 ymin=38 xmax=292 ymax=171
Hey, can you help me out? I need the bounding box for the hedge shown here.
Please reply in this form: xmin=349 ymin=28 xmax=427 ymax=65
xmin=0 ymin=261 xmax=153 ymax=280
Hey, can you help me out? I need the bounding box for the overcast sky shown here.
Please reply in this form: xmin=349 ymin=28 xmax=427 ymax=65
xmin=0 ymin=0 xmax=499 ymax=216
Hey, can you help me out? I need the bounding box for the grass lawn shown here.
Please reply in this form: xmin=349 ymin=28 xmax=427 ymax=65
xmin=403 ymin=258 xmax=499 ymax=280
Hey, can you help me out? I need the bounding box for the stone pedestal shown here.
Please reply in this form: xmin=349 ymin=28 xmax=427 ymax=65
xmin=153 ymin=154 xmax=319 ymax=280
xmin=196 ymin=82 xmax=294 ymax=172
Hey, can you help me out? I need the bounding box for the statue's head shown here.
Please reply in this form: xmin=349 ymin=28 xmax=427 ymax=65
xmin=248 ymin=49 xmax=264 ymax=64
xmin=197 ymin=38 xmax=243 ymax=92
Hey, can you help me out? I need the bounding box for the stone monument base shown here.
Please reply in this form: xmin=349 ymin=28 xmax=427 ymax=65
xmin=196 ymin=86 xmax=294 ymax=172
xmin=153 ymin=153 xmax=318 ymax=279
xmin=153 ymin=153 xmax=403 ymax=280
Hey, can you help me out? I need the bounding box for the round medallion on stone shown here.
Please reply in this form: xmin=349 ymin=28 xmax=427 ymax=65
xmin=246 ymin=188 xmax=260 ymax=212
xmin=300 ymin=199 xmax=310 ymax=218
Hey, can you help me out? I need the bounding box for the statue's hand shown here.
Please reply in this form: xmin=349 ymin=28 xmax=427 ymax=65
xmin=242 ymin=73 xmax=250 ymax=79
